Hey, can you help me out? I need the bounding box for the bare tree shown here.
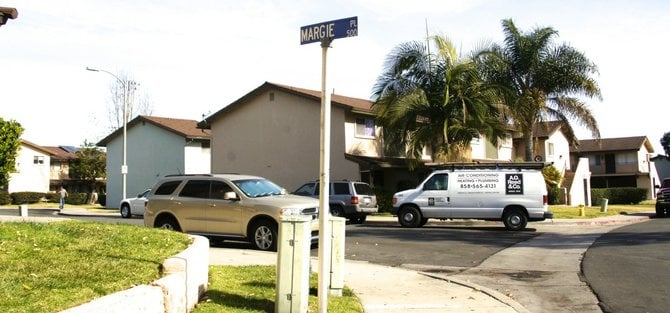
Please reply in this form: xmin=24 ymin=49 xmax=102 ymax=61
xmin=105 ymin=71 xmax=153 ymax=132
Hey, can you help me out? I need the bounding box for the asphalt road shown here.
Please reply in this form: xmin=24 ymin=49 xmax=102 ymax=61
xmin=582 ymin=218 xmax=670 ymax=313
xmin=338 ymin=223 xmax=538 ymax=267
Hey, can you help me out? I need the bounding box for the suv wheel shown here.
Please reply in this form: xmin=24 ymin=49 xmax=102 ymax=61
xmin=350 ymin=215 xmax=367 ymax=224
xmin=330 ymin=205 xmax=344 ymax=217
xmin=503 ymin=209 xmax=528 ymax=231
xmin=398 ymin=206 xmax=423 ymax=228
xmin=156 ymin=216 xmax=181 ymax=231
xmin=120 ymin=204 xmax=131 ymax=218
xmin=251 ymin=220 xmax=277 ymax=251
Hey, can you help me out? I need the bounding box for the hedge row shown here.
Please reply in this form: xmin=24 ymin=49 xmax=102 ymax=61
xmin=591 ymin=187 xmax=647 ymax=205
xmin=0 ymin=191 xmax=103 ymax=205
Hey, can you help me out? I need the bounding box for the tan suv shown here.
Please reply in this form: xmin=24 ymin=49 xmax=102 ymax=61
xmin=144 ymin=174 xmax=319 ymax=251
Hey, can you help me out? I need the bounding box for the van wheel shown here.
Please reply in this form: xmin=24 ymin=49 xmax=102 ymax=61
xmin=503 ymin=209 xmax=527 ymax=231
xmin=251 ymin=220 xmax=277 ymax=251
xmin=156 ymin=216 xmax=181 ymax=232
xmin=398 ymin=206 xmax=423 ymax=228
xmin=656 ymin=205 xmax=666 ymax=218
xmin=419 ymin=218 xmax=429 ymax=227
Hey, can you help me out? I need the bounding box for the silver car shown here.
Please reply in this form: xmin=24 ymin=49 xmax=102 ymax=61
xmin=119 ymin=189 xmax=150 ymax=218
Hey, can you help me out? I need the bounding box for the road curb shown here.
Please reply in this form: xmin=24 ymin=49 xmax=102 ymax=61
xmin=419 ymin=272 xmax=532 ymax=313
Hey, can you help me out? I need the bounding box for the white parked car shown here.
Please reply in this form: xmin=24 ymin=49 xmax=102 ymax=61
xmin=120 ymin=189 xmax=150 ymax=218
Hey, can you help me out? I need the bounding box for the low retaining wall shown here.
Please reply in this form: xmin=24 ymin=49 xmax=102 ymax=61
xmin=61 ymin=235 xmax=209 ymax=313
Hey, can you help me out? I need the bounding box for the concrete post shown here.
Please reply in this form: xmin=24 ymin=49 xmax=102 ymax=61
xmin=19 ymin=205 xmax=28 ymax=217
xmin=329 ymin=216 xmax=346 ymax=296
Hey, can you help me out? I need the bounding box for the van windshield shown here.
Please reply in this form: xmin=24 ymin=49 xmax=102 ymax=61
xmin=233 ymin=179 xmax=284 ymax=198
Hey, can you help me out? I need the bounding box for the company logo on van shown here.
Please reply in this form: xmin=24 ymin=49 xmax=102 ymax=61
xmin=505 ymin=174 xmax=524 ymax=195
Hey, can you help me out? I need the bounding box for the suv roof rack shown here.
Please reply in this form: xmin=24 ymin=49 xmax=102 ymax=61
xmin=164 ymin=173 xmax=213 ymax=177
xmin=431 ymin=162 xmax=550 ymax=171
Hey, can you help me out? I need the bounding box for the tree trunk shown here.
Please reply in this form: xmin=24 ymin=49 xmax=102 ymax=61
xmin=524 ymin=130 xmax=534 ymax=161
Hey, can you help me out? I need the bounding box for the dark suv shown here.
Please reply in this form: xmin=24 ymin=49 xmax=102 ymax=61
xmin=656 ymin=178 xmax=670 ymax=218
xmin=293 ymin=180 xmax=378 ymax=224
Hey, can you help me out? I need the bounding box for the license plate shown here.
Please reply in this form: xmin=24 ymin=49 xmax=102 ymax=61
xmin=363 ymin=197 xmax=371 ymax=205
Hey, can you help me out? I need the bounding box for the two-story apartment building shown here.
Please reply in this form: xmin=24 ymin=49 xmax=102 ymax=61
xmin=513 ymin=121 xmax=572 ymax=173
xmin=8 ymin=140 xmax=52 ymax=193
xmin=8 ymin=141 xmax=98 ymax=195
xmin=570 ymin=136 xmax=659 ymax=199
xmin=97 ymin=115 xmax=211 ymax=208
xmin=198 ymin=82 xmax=552 ymax=193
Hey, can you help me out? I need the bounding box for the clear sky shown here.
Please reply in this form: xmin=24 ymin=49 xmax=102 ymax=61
xmin=1 ymin=0 xmax=668 ymax=154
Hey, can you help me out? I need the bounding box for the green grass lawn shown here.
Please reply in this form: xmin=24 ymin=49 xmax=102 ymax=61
xmin=549 ymin=201 xmax=655 ymax=219
xmin=0 ymin=221 xmax=190 ymax=313
xmin=1 ymin=221 xmax=363 ymax=312
xmin=195 ymin=265 xmax=363 ymax=313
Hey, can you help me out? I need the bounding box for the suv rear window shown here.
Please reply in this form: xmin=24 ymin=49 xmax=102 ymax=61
xmin=353 ymin=182 xmax=374 ymax=195
xmin=154 ymin=180 xmax=182 ymax=195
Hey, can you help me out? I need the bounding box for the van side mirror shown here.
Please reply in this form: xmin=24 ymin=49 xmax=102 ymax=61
xmin=223 ymin=191 xmax=239 ymax=201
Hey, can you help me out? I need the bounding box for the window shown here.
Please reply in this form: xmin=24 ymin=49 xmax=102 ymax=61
xmin=355 ymin=118 xmax=375 ymax=137
xmin=210 ymin=181 xmax=233 ymax=199
xmin=294 ymin=183 xmax=317 ymax=196
xmin=424 ymin=174 xmax=449 ymax=191
xmin=333 ymin=183 xmax=350 ymax=195
xmin=155 ymin=180 xmax=182 ymax=195
xmin=180 ymin=180 xmax=210 ymax=198
xmin=33 ymin=156 xmax=44 ymax=164
xmin=547 ymin=143 xmax=555 ymax=157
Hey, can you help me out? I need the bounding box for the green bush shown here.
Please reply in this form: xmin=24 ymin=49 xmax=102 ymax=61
xmin=45 ymin=192 xmax=60 ymax=203
xmin=374 ymin=187 xmax=395 ymax=213
xmin=547 ymin=184 xmax=562 ymax=205
xmin=591 ymin=187 xmax=647 ymax=205
xmin=10 ymin=192 xmax=45 ymax=204
xmin=65 ymin=193 xmax=88 ymax=205
xmin=0 ymin=191 xmax=10 ymax=205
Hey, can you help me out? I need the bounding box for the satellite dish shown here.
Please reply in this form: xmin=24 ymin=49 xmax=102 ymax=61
xmin=534 ymin=155 xmax=543 ymax=162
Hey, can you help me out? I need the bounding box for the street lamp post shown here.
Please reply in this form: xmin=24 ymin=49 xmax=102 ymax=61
xmin=86 ymin=66 xmax=130 ymax=200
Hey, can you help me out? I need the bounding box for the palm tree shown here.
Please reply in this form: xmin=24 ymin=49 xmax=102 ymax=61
xmin=476 ymin=19 xmax=602 ymax=161
xmin=372 ymin=35 xmax=506 ymax=166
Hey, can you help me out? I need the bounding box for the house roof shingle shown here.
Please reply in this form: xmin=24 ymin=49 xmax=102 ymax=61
xmin=41 ymin=146 xmax=78 ymax=160
xmin=20 ymin=139 xmax=53 ymax=155
xmin=97 ymin=115 xmax=211 ymax=146
xmin=572 ymin=136 xmax=654 ymax=153
xmin=198 ymin=82 xmax=373 ymax=129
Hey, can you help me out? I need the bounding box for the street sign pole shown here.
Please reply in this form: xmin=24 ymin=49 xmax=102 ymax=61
xmin=300 ymin=16 xmax=357 ymax=313
xmin=317 ymin=37 xmax=333 ymax=313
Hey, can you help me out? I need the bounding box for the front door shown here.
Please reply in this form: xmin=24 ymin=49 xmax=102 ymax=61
xmin=605 ymin=153 xmax=616 ymax=174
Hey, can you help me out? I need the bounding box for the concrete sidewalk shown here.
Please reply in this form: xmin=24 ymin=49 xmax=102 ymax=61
xmin=209 ymin=247 xmax=526 ymax=313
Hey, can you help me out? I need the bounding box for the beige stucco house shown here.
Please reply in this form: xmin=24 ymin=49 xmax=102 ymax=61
xmin=570 ymin=136 xmax=659 ymax=199
xmin=199 ymin=82 xmax=376 ymax=191
xmin=199 ymin=82 xmax=540 ymax=192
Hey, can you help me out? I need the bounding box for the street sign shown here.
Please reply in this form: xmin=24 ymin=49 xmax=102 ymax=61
xmin=300 ymin=16 xmax=357 ymax=45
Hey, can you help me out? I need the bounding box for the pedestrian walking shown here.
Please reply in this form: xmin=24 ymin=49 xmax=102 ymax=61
xmin=59 ymin=186 xmax=68 ymax=209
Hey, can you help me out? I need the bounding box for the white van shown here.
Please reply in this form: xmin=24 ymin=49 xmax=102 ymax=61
xmin=391 ymin=165 xmax=553 ymax=230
